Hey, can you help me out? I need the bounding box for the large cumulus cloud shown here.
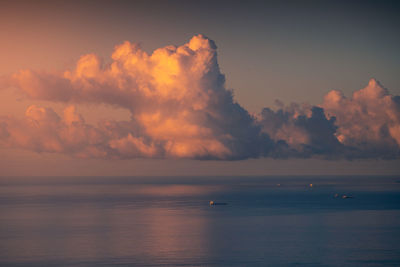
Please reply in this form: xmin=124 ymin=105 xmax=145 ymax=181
xmin=1 ymin=35 xmax=270 ymax=159
xmin=1 ymin=35 xmax=399 ymax=159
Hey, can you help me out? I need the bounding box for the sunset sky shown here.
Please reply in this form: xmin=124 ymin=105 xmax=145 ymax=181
xmin=1 ymin=0 xmax=399 ymax=176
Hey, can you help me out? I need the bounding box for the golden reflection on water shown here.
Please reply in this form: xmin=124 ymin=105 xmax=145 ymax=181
xmin=0 ymin=183 xmax=214 ymax=264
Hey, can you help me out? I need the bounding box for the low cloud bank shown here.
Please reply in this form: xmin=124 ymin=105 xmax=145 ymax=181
xmin=1 ymin=35 xmax=399 ymax=159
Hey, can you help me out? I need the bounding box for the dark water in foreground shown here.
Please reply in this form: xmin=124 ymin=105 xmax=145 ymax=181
xmin=0 ymin=176 xmax=400 ymax=266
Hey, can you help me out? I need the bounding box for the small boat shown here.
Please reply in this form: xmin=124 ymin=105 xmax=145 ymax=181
xmin=341 ymin=194 xmax=354 ymax=199
xmin=333 ymin=193 xmax=354 ymax=199
xmin=209 ymin=201 xmax=228 ymax=206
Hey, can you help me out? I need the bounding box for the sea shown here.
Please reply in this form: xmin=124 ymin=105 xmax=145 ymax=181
xmin=0 ymin=176 xmax=399 ymax=266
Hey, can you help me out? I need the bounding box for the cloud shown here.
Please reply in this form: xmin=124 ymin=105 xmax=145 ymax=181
xmin=0 ymin=105 xmax=105 ymax=158
xmin=258 ymin=78 xmax=400 ymax=159
xmin=1 ymin=35 xmax=399 ymax=160
xmin=2 ymin=35 xmax=269 ymax=159
xmin=322 ymin=79 xmax=400 ymax=159
xmin=259 ymin=105 xmax=343 ymax=158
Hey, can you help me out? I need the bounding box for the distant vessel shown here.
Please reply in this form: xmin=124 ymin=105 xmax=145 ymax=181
xmin=341 ymin=195 xmax=354 ymax=199
xmin=209 ymin=201 xmax=228 ymax=206
xmin=333 ymin=193 xmax=354 ymax=199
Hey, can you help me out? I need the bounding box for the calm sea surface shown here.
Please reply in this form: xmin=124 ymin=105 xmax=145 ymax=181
xmin=0 ymin=176 xmax=399 ymax=266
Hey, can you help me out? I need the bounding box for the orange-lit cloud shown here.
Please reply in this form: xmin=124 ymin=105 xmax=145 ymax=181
xmin=322 ymin=79 xmax=400 ymax=158
xmin=1 ymin=35 xmax=399 ymax=159
xmin=1 ymin=35 xmax=267 ymax=159
xmin=259 ymin=78 xmax=400 ymax=159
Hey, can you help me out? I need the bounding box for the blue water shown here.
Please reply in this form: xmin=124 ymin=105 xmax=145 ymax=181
xmin=0 ymin=176 xmax=399 ymax=266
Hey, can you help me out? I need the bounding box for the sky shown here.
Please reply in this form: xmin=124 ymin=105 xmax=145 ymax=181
xmin=0 ymin=0 xmax=399 ymax=176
